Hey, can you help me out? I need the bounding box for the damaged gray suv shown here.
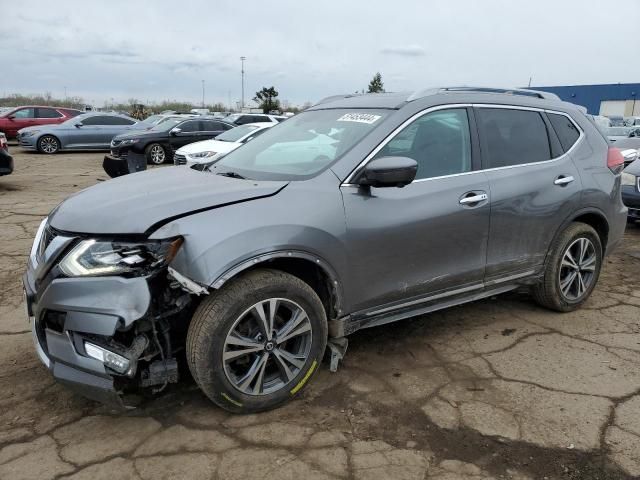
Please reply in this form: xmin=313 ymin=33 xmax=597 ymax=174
xmin=24 ymin=87 xmax=628 ymax=413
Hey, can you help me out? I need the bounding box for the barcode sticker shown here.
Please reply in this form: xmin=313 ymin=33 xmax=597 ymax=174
xmin=337 ymin=113 xmax=382 ymax=124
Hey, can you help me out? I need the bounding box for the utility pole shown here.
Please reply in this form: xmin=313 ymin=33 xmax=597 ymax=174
xmin=64 ymin=86 xmax=67 ymax=99
xmin=201 ymin=80 xmax=205 ymax=108
xmin=528 ymin=76 xmax=532 ymax=88
xmin=240 ymin=56 xmax=246 ymax=111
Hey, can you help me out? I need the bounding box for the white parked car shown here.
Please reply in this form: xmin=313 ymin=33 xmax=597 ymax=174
xmin=173 ymin=123 xmax=274 ymax=166
xmin=224 ymin=113 xmax=287 ymax=125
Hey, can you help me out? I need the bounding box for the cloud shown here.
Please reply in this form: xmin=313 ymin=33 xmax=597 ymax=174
xmin=380 ymin=45 xmax=426 ymax=57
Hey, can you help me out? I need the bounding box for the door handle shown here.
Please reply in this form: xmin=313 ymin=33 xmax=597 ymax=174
xmin=554 ymin=175 xmax=575 ymax=186
xmin=459 ymin=193 xmax=488 ymax=205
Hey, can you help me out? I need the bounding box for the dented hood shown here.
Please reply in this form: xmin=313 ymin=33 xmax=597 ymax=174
xmin=49 ymin=166 xmax=288 ymax=235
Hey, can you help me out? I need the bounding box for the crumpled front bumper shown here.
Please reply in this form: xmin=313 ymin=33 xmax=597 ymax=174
xmin=23 ymin=266 xmax=152 ymax=407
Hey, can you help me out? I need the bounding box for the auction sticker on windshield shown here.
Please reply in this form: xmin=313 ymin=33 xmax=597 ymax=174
xmin=337 ymin=113 xmax=382 ymax=124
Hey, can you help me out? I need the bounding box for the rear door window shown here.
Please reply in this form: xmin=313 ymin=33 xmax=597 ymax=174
xmin=36 ymin=108 xmax=63 ymax=118
xmin=476 ymin=108 xmax=552 ymax=168
xmin=547 ymin=113 xmax=581 ymax=152
xmin=81 ymin=116 xmax=114 ymax=126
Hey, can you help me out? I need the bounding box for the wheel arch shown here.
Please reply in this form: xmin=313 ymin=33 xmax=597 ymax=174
xmin=37 ymin=133 xmax=62 ymax=152
xmin=211 ymin=250 xmax=344 ymax=321
xmin=548 ymin=207 xmax=610 ymax=263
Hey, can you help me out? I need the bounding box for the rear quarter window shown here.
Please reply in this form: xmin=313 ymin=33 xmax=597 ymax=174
xmin=547 ymin=113 xmax=581 ymax=152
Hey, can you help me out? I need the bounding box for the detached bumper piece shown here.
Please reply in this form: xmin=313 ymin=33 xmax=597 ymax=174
xmin=103 ymin=154 xmax=147 ymax=178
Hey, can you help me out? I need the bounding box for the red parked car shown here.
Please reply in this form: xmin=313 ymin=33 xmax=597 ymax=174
xmin=0 ymin=106 xmax=82 ymax=138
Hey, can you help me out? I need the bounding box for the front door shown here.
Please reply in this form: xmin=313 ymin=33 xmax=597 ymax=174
xmin=475 ymin=106 xmax=583 ymax=282
xmin=168 ymin=119 xmax=202 ymax=151
xmin=341 ymin=107 xmax=491 ymax=314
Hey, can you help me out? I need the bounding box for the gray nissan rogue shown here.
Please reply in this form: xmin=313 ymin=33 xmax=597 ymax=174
xmin=23 ymin=87 xmax=628 ymax=413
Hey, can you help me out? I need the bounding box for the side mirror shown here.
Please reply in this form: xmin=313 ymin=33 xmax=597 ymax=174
xmin=74 ymin=123 xmax=83 ymax=128
xmin=7 ymin=115 xmax=15 ymax=120
xmin=357 ymin=156 xmax=417 ymax=188
xmin=170 ymin=127 xmax=182 ymax=136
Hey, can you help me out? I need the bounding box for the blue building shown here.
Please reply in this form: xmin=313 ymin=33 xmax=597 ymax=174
xmin=529 ymin=83 xmax=640 ymax=116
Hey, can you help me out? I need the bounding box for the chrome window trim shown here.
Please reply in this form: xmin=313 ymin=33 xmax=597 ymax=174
xmin=341 ymin=103 xmax=584 ymax=186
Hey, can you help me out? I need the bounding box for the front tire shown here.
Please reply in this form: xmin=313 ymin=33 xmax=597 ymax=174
xmin=532 ymin=222 xmax=602 ymax=312
xmin=145 ymin=143 xmax=167 ymax=164
xmin=187 ymin=269 xmax=327 ymax=413
xmin=38 ymin=135 xmax=60 ymax=154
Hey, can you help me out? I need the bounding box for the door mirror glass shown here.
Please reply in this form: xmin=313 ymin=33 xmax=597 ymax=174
xmin=170 ymin=127 xmax=182 ymax=135
xmin=358 ymin=156 xmax=417 ymax=188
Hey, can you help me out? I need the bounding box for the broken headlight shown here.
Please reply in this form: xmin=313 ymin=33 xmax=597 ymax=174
xmin=59 ymin=237 xmax=183 ymax=277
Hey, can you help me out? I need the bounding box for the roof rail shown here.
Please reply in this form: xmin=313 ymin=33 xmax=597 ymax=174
xmin=314 ymin=94 xmax=362 ymax=106
xmin=408 ymin=86 xmax=561 ymax=102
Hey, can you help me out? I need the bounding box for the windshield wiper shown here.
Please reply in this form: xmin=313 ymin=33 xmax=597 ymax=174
xmin=216 ymin=171 xmax=247 ymax=179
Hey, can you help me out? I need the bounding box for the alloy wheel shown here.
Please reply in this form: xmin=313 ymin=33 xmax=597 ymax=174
xmin=558 ymin=237 xmax=597 ymax=301
xmin=39 ymin=136 xmax=58 ymax=154
xmin=222 ymin=298 xmax=313 ymax=396
xmin=150 ymin=145 xmax=166 ymax=164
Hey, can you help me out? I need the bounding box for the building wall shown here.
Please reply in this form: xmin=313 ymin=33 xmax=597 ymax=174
xmin=529 ymin=83 xmax=640 ymax=115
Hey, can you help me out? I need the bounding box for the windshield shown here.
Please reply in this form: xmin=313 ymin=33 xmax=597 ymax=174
xmin=212 ymin=109 xmax=390 ymax=180
xmin=216 ymin=124 xmax=262 ymax=142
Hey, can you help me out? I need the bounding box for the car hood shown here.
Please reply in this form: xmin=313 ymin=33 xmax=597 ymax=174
xmin=610 ymin=138 xmax=640 ymax=149
xmin=177 ymin=139 xmax=240 ymax=155
xmin=48 ymin=166 xmax=288 ymax=235
xmin=114 ymin=130 xmax=165 ymax=141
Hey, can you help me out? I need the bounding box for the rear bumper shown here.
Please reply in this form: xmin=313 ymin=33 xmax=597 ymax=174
xmin=0 ymin=149 xmax=13 ymax=175
xmin=622 ymin=185 xmax=640 ymax=220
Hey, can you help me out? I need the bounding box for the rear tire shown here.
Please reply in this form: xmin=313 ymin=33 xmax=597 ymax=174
xmin=532 ymin=222 xmax=602 ymax=312
xmin=187 ymin=269 xmax=327 ymax=413
xmin=145 ymin=143 xmax=167 ymax=164
xmin=38 ymin=135 xmax=60 ymax=154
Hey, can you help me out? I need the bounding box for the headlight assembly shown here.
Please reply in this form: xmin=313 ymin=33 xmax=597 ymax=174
xmin=188 ymin=151 xmax=217 ymax=159
xmin=59 ymin=237 xmax=183 ymax=277
xmin=21 ymin=131 xmax=38 ymax=138
xmin=121 ymin=138 xmax=140 ymax=145
xmin=621 ymin=172 xmax=637 ymax=186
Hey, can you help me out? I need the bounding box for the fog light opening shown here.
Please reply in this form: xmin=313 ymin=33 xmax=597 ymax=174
xmin=84 ymin=342 xmax=130 ymax=374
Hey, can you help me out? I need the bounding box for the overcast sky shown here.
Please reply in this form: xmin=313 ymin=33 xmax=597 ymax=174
xmin=2 ymin=0 xmax=639 ymax=108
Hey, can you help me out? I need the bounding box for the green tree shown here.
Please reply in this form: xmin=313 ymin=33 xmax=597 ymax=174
xmin=367 ymin=72 xmax=385 ymax=93
xmin=254 ymin=86 xmax=280 ymax=113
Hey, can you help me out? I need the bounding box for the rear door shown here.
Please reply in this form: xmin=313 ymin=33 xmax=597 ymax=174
xmin=200 ymin=120 xmax=232 ymax=140
xmin=476 ymin=106 xmax=583 ymax=282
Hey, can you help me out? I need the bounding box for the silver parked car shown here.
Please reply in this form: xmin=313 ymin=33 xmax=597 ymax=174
xmin=17 ymin=112 xmax=138 ymax=154
xmin=24 ymin=87 xmax=627 ymax=412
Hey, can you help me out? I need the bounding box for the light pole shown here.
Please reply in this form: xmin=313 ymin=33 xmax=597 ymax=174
xmin=240 ymin=56 xmax=246 ymax=111
xmin=201 ymin=80 xmax=205 ymax=108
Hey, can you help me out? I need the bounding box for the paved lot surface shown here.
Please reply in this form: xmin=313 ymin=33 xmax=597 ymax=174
xmin=1 ymin=147 xmax=640 ymax=480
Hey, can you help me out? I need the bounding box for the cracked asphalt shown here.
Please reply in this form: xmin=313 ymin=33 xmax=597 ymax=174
xmin=1 ymin=148 xmax=640 ymax=480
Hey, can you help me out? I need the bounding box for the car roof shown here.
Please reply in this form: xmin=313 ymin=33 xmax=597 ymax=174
xmin=7 ymin=105 xmax=81 ymax=110
xmin=308 ymin=87 xmax=569 ymax=112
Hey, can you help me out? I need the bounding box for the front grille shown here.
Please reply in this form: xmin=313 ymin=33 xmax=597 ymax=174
xmin=174 ymin=153 xmax=187 ymax=165
xmin=110 ymin=149 xmax=128 ymax=159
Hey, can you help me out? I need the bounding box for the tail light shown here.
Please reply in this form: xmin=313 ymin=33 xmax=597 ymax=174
xmin=0 ymin=137 xmax=6 ymax=150
xmin=607 ymin=147 xmax=625 ymax=174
